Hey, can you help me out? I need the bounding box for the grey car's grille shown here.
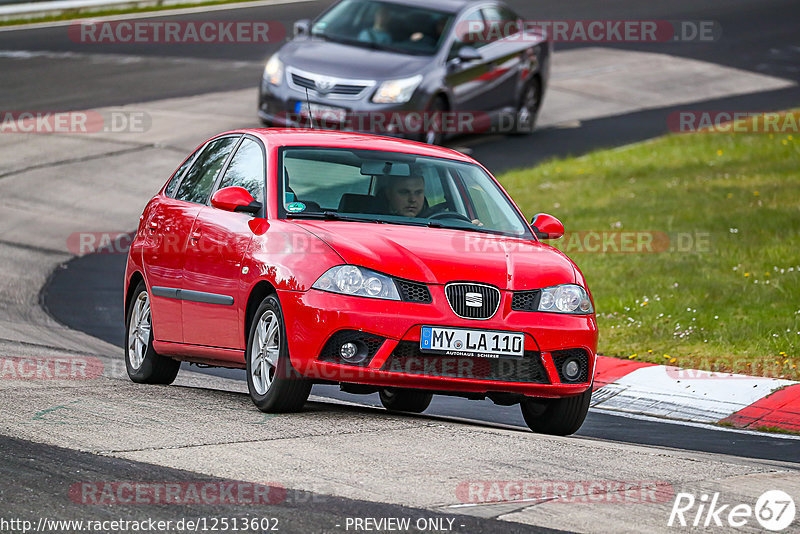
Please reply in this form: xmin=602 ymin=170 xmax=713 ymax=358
xmin=445 ymin=283 xmax=501 ymax=320
xmin=291 ymin=73 xmax=316 ymax=91
xmin=287 ymin=68 xmax=375 ymax=99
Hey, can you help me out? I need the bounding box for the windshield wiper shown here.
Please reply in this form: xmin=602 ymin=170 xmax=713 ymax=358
xmin=286 ymin=211 xmax=384 ymax=223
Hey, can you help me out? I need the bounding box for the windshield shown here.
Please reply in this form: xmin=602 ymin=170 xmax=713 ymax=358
xmin=279 ymin=147 xmax=533 ymax=238
xmin=311 ymin=0 xmax=453 ymax=56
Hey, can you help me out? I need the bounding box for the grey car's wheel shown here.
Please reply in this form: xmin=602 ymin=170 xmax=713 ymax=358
xmin=512 ymin=78 xmax=541 ymax=135
xmin=379 ymin=388 xmax=433 ymax=413
xmin=421 ymin=97 xmax=446 ymax=145
xmin=246 ymin=294 xmax=311 ymax=413
xmin=125 ymin=281 xmax=180 ymax=384
xmin=520 ymin=388 xmax=591 ymax=436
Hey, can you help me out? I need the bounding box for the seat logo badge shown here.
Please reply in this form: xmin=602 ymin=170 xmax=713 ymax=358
xmin=465 ymin=292 xmax=483 ymax=308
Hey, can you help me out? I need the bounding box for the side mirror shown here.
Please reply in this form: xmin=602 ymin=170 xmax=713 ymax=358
xmin=293 ymin=19 xmax=311 ymax=37
xmin=531 ymin=213 xmax=564 ymax=240
xmin=211 ymin=186 xmax=262 ymax=215
xmin=457 ymin=46 xmax=483 ymax=62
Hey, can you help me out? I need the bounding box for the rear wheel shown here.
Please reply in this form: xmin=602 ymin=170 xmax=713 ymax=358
xmin=125 ymin=281 xmax=180 ymax=384
xmin=246 ymin=294 xmax=311 ymax=413
xmin=512 ymin=78 xmax=541 ymax=135
xmin=520 ymin=388 xmax=591 ymax=436
xmin=379 ymin=388 xmax=433 ymax=413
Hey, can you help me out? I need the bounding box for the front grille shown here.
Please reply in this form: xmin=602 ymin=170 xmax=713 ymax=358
xmin=291 ymin=73 xmax=316 ymax=91
xmin=318 ymin=330 xmax=385 ymax=367
xmin=396 ymin=280 xmax=432 ymax=303
xmin=445 ymin=283 xmax=500 ymax=320
xmin=332 ymin=84 xmax=365 ymax=96
xmin=290 ymin=73 xmax=368 ymax=97
xmin=511 ymin=290 xmax=540 ymax=311
xmin=382 ymin=342 xmax=549 ymax=384
xmin=551 ymin=348 xmax=591 ymax=383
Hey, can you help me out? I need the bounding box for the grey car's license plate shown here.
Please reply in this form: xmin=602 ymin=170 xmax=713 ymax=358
xmin=420 ymin=326 xmax=524 ymax=358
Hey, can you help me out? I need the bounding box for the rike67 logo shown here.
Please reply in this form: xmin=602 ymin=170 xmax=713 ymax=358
xmin=668 ymin=490 xmax=796 ymax=531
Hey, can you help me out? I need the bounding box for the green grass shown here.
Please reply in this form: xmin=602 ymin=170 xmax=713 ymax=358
xmin=0 ymin=0 xmax=263 ymax=27
xmin=498 ymin=124 xmax=799 ymax=379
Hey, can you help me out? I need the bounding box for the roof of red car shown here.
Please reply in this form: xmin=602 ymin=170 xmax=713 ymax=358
xmin=233 ymin=128 xmax=480 ymax=165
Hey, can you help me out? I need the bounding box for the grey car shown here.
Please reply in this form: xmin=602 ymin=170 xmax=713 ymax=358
xmin=258 ymin=0 xmax=551 ymax=144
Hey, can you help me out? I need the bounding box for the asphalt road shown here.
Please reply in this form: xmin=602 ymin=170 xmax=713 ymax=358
xmin=1 ymin=434 xmax=564 ymax=534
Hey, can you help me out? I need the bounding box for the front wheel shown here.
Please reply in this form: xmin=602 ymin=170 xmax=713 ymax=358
xmin=246 ymin=294 xmax=311 ymax=413
xmin=520 ymin=388 xmax=591 ymax=436
xmin=125 ymin=281 xmax=180 ymax=384
xmin=379 ymin=388 xmax=433 ymax=413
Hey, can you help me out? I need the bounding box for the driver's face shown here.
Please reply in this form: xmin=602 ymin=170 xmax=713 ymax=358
xmin=387 ymin=177 xmax=425 ymax=217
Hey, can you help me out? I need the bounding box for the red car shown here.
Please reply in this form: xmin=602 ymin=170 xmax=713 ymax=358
xmin=124 ymin=129 xmax=597 ymax=435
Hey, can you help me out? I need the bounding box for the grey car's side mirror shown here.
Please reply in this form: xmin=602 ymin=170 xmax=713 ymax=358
xmin=293 ymin=19 xmax=311 ymax=37
xmin=457 ymin=46 xmax=483 ymax=62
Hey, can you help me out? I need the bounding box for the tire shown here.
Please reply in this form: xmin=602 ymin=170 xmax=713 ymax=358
xmin=420 ymin=97 xmax=446 ymax=146
xmin=520 ymin=388 xmax=591 ymax=436
xmin=512 ymin=78 xmax=541 ymax=135
xmin=379 ymin=388 xmax=433 ymax=413
xmin=125 ymin=281 xmax=180 ymax=385
xmin=246 ymin=294 xmax=311 ymax=413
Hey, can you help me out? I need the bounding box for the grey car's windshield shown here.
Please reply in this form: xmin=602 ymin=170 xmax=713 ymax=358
xmin=279 ymin=147 xmax=533 ymax=238
xmin=312 ymin=0 xmax=453 ymax=56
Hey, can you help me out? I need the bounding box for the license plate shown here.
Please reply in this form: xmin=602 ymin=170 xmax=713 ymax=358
xmin=420 ymin=326 xmax=524 ymax=359
xmin=295 ymin=101 xmax=346 ymax=122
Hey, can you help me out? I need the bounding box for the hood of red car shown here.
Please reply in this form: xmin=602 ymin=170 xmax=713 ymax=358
xmin=292 ymin=221 xmax=577 ymax=290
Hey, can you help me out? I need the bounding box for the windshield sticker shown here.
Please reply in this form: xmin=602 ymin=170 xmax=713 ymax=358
xmin=286 ymin=202 xmax=306 ymax=213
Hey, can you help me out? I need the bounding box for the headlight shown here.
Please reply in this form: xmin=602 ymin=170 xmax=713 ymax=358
xmin=264 ymin=55 xmax=284 ymax=86
xmin=312 ymin=266 xmax=401 ymax=300
xmin=372 ymin=75 xmax=423 ymax=104
xmin=537 ymin=284 xmax=593 ymax=314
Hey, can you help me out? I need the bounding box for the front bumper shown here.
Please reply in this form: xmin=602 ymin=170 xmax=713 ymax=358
xmin=279 ymin=286 xmax=598 ymax=398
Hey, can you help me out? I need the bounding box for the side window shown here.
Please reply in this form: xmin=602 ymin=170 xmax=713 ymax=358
xmin=164 ymin=149 xmax=199 ymax=198
xmin=174 ymin=136 xmax=239 ymax=205
xmin=216 ymin=138 xmax=266 ymax=204
xmin=481 ymin=6 xmax=520 ymax=43
xmin=449 ymin=9 xmax=486 ymax=58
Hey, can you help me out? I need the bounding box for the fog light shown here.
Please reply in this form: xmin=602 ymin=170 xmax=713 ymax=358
xmin=563 ymin=359 xmax=581 ymax=381
xmin=340 ymin=342 xmax=358 ymax=361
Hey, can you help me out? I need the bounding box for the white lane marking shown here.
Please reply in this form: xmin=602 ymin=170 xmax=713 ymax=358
xmin=0 ymin=0 xmax=319 ymax=32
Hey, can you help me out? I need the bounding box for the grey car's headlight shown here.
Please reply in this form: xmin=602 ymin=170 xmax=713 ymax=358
xmin=264 ymin=54 xmax=284 ymax=86
xmin=372 ymin=75 xmax=423 ymax=104
xmin=538 ymin=284 xmax=593 ymax=314
xmin=313 ymin=265 xmax=401 ymax=300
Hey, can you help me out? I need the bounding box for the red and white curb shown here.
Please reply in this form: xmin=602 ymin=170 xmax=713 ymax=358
xmin=591 ymin=356 xmax=800 ymax=432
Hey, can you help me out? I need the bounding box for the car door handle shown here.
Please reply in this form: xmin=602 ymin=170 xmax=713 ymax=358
xmin=191 ymin=231 xmax=202 ymax=242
